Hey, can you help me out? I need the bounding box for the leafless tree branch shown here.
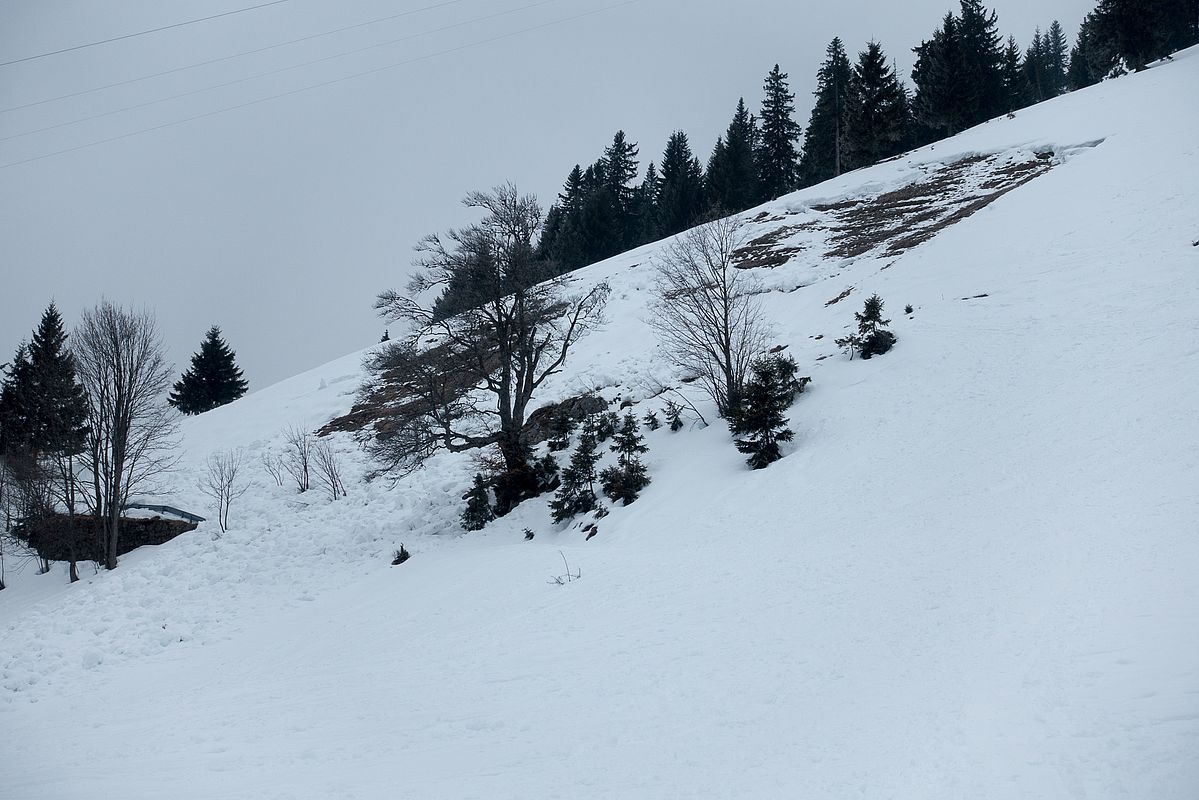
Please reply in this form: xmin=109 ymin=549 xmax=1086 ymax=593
xmin=199 ymin=448 xmax=250 ymax=533
xmin=649 ymin=216 xmax=770 ymax=418
xmin=74 ymin=302 xmax=179 ymax=570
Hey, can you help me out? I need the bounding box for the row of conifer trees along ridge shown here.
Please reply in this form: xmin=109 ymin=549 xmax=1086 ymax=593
xmin=525 ymin=0 xmax=1196 ymax=289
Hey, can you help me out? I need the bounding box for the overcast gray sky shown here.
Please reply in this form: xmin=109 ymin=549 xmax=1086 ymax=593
xmin=0 ymin=0 xmax=1095 ymax=389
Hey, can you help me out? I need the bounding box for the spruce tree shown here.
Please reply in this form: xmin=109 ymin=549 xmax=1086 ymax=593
xmin=461 ymin=473 xmax=495 ymax=531
xmin=168 ymin=326 xmax=249 ymax=415
xmin=583 ymin=411 xmax=619 ymax=443
xmin=729 ymin=354 xmax=801 ymax=470
xmin=656 ymin=131 xmax=705 ymax=237
xmin=546 ymin=412 xmax=576 ymax=452
xmin=799 ymin=38 xmax=853 ymax=187
xmin=540 ymin=164 xmax=589 ymax=272
xmin=549 ymin=433 xmax=601 ymax=523
xmin=631 ymin=161 xmax=662 ymax=245
xmin=836 ymin=294 xmax=897 ymax=359
xmin=1024 ymin=28 xmax=1048 ymax=102
xmin=1068 ymin=17 xmax=1101 ymax=89
xmin=756 ymin=64 xmax=802 ymax=201
xmin=1043 ymin=21 xmax=1070 ymax=97
xmin=957 ymin=0 xmax=1007 ymax=122
xmin=912 ymin=2 xmax=1005 ymax=139
xmin=1001 ymin=35 xmax=1031 ymax=112
xmin=664 ymin=400 xmax=684 ymax=432
xmin=704 ymin=98 xmax=759 ymax=214
xmin=600 ymin=412 xmax=650 ymax=505
xmin=25 ymin=303 xmax=89 ymax=475
xmin=602 ymin=130 xmax=641 ymax=252
xmin=844 ymin=42 xmax=911 ymax=171
xmin=1089 ymin=0 xmax=1198 ymax=72
xmin=912 ymin=13 xmax=965 ymax=139
xmin=0 ymin=343 xmax=33 ymax=456
xmin=577 ymin=161 xmax=620 ymax=264
xmin=533 ymin=453 xmax=561 ymax=492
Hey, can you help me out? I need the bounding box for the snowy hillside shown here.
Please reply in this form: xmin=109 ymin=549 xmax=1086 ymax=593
xmin=2 ymin=48 xmax=1198 ymax=799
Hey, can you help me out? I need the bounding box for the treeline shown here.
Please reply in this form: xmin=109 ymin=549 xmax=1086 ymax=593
xmin=526 ymin=0 xmax=1195 ymax=281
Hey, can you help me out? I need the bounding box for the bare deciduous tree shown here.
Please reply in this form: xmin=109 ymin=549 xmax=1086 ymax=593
xmin=74 ymin=302 xmax=178 ymax=570
xmin=372 ymin=183 xmax=609 ymax=513
xmin=649 ymin=215 xmax=769 ymax=418
xmin=199 ymin=449 xmax=250 ymax=533
xmin=282 ymin=426 xmax=313 ymax=493
xmin=260 ymin=451 xmax=286 ymax=487
xmin=313 ymin=440 xmax=347 ymax=501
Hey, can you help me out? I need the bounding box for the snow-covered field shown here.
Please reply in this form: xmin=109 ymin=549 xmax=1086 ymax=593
xmin=2 ymin=48 xmax=1197 ymax=799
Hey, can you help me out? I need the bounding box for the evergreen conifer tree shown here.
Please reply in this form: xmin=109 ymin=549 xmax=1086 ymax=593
xmin=957 ymin=0 xmax=1007 ymax=120
xmin=1000 ymin=35 xmax=1031 ymax=112
xmin=704 ymin=98 xmax=760 ymax=213
xmin=546 ymin=412 xmax=576 ymax=452
xmin=656 ymin=131 xmax=705 ymax=237
xmin=1024 ymin=28 xmax=1048 ymax=102
xmin=835 ymin=294 xmax=897 ymax=359
xmin=550 ymin=433 xmax=601 ymax=523
xmin=540 ymin=164 xmax=589 ymax=272
xmin=1068 ymin=17 xmax=1102 ymax=89
xmin=582 ymin=411 xmax=619 ymax=443
xmin=600 ymin=412 xmax=650 ymax=505
xmin=756 ymin=65 xmax=802 ymax=201
xmin=1088 ymin=0 xmax=1198 ymax=72
xmin=631 ymin=161 xmax=662 ymax=245
xmin=576 ymin=161 xmax=621 ymax=264
xmin=533 ymin=453 xmax=561 ymax=492
xmin=26 ymin=303 xmax=89 ymax=463
xmin=461 ymin=473 xmax=495 ymax=531
xmin=912 ymin=2 xmax=1005 ymax=139
xmin=729 ymin=354 xmax=801 ymax=470
xmin=0 ymin=343 xmax=34 ymax=456
xmin=168 ymin=326 xmax=249 ymax=415
xmin=603 ymin=130 xmax=641 ymax=252
xmin=1043 ymin=21 xmax=1070 ymax=97
xmin=664 ymin=400 xmax=684 ymax=432
xmin=844 ymin=42 xmax=911 ymax=171
xmin=912 ymin=13 xmax=965 ymax=139
xmin=799 ymin=38 xmax=853 ymax=187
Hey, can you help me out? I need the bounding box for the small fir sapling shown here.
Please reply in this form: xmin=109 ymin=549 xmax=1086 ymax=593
xmin=904 ymin=304 xmax=914 ymax=314
xmin=549 ymin=433 xmax=601 ymax=523
xmin=585 ymin=411 xmax=619 ymax=443
xmin=835 ymin=293 xmax=897 ymax=359
xmin=391 ymin=544 xmax=410 ymax=565
xmin=600 ymin=413 xmax=651 ymax=505
xmin=664 ymin=400 xmax=685 ymax=432
xmin=729 ymin=354 xmax=805 ymax=469
xmin=546 ymin=413 xmax=576 ymax=452
xmin=461 ymin=473 xmax=496 ymax=531
xmin=533 ymin=453 xmax=561 ymax=492
xmin=643 ymin=410 xmax=661 ymax=430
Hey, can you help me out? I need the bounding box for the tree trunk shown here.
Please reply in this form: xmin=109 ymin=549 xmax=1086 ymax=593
xmin=492 ymin=434 xmax=536 ymax=517
xmin=105 ymin=508 xmax=119 ymax=570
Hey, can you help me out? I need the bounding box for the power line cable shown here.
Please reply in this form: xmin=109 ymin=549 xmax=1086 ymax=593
xmin=1 ymin=0 xmax=560 ymax=143
xmin=0 ymin=0 xmax=640 ymax=171
xmin=0 ymin=0 xmax=291 ymax=68
xmin=0 ymin=0 xmax=468 ymax=115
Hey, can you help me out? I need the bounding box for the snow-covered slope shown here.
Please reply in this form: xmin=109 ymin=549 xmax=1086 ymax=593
xmin=2 ymin=49 xmax=1198 ymax=799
